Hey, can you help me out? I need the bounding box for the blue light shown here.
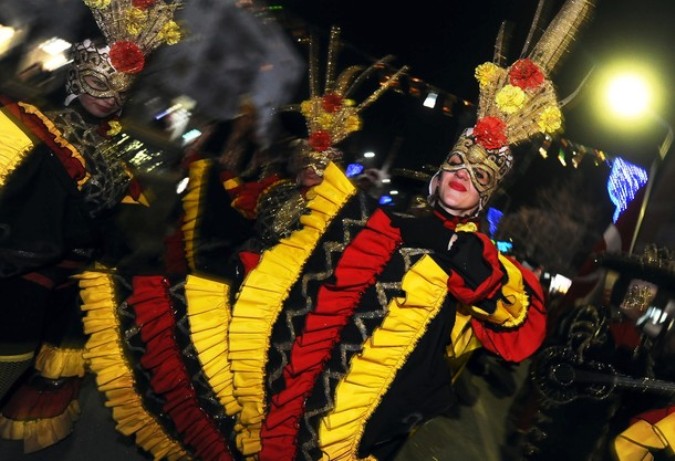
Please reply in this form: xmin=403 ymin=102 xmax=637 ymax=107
xmin=607 ymin=157 xmax=648 ymax=223
xmin=486 ymin=207 xmax=504 ymax=238
xmin=345 ymin=163 xmax=365 ymax=178
xmin=378 ymin=195 xmax=393 ymax=205
xmin=496 ymin=241 xmax=513 ymax=253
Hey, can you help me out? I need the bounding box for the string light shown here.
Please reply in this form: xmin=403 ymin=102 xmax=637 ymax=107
xmin=607 ymin=157 xmax=648 ymax=223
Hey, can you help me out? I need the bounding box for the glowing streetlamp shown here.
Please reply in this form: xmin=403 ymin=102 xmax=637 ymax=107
xmin=600 ymin=68 xmax=673 ymax=160
xmin=605 ymin=74 xmax=651 ymax=119
xmin=600 ymin=68 xmax=673 ymax=253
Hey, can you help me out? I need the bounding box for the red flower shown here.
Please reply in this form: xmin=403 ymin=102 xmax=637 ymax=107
xmin=473 ymin=117 xmax=508 ymax=150
xmin=321 ymin=93 xmax=343 ymax=113
xmin=110 ymin=41 xmax=145 ymax=74
xmin=132 ymin=0 xmax=157 ymax=9
xmin=308 ymin=130 xmax=332 ymax=152
xmin=509 ymin=58 xmax=545 ymax=89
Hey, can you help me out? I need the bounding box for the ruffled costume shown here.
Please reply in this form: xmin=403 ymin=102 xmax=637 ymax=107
xmin=0 ymin=96 xmax=148 ymax=452
xmin=80 ymin=163 xmax=546 ymax=460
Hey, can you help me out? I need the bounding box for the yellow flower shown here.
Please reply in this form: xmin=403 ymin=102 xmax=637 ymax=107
xmin=300 ymin=100 xmax=315 ymax=117
xmin=495 ymin=84 xmax=526 ymax=114
xmin=106 ymin=120 xmax=122 ymax=137
xmin=538 ymin=106 xmax=562 ymax=133
xmin=317 ymin=113 xmax=334 ymax=129
xmin=344 ymin=114 xmax=362 ymax=133
xmin=83 ymin=0 xmax=111 ymax=8
xmin=159 ymin=21 xmax=182 ymax=45
xmin=475 ymin=62 xmax=501 ymax=87
xmin=126 ymin=8 xmax=148 ymax=36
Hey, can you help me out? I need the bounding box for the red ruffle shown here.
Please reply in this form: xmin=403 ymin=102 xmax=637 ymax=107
xmin=128 ymin=276 xmax=233 ymax=461
xmin=258 ymin=209 xmax=402 ymax=460
xmin=470 ymin=256 xmax=547 ymax=363
xmin=0 ymin=96 xmax=86 ymax=181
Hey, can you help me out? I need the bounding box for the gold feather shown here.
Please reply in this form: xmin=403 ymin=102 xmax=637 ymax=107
xmin=529 ymin=0 xmax=595 ymax=75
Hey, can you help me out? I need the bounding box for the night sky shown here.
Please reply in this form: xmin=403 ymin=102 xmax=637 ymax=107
xmin=277 ymin=0 xmax=674 ymax=216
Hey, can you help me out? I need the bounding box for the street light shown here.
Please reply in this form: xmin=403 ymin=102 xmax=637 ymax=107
xmin=601 ymin=67 xmax=673 ymax=253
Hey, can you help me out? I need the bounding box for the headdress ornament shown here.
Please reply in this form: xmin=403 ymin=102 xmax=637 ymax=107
xmin=67 ymin=0 xmax=183 ymax=106
xmin=286 ymin=26 xmax=408 ymax=176
xmin=436 ymin=0 xmax=595 ymax=212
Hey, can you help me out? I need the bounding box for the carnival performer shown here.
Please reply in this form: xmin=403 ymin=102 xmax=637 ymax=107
xmin=0 ymin=0 xmax=183 ymax=452
xmin=179 ymin=26 xmax=407 ymax=277
xmin=76 ymin=1 xmax=596 ymax=459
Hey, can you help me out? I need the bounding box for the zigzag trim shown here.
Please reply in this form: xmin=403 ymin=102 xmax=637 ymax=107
xmin=79 ymin=271 xmax=190 ymax=461
xmin=127 ymin=276 xmax=233 ymax=461
xmin=228 ymin=162 xmax=355 ymax=457
xmin=318 ymin=255 xmax=449 ymax=459
xmin=259 ymin=209 xmax=401 ymax=460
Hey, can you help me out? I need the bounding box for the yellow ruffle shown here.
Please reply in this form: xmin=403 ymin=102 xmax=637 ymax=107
xmin=229 ymin=161 xmax=355 ymax=457
xmin=17 ymin=102 xmax=90 ymax=189
xmin=613 ymin=412 xmax=675 ymax=460
xmin=181 ymin=159 xmax=211 ymax=273
xmin=78 ymin=271 xmax=190 ymax=461
xmin=446 ymin=308 xmax=483 ymax=378
xmin=34 ymin=344 xmax=86 ymax=379
xmin=0 ymin=400 xmax=80 ymax=453
xmin=184 ymin=274 xmax=240 ymax=415
xmin=0 ymin=108 xmax=34 ymax=188
xmin=318 ymin=255 xmax=449 ymax=460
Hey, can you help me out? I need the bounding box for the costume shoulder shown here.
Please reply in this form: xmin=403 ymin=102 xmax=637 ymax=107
xmin=0 ymin=96 xmax=88 ymax=189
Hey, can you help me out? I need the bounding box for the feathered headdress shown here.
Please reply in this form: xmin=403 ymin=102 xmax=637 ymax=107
xmin=437 ymin=0 xmax=595 ymax=211
xmin=66 ymin=0 xmax=184 ymax=105
xmin=84 ymin=0 xmax=183 ymax=75
xmin=286 ymin=26 xmax=408 ymax=176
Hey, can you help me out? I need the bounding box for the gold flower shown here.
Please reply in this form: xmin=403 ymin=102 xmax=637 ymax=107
xmin=475 ymin=62 xmax=501 ymax=87
xmin=495 ymin=84 xmax=526 ymax=114
xmin=344 ymin=114 xmax=362 ymax=133
xmin=159 ymin=21 xmax=182 ymax=45
xmin=126 ymin=8 xmax=148 ymax=35
xmin=300 ymin=99 xmax=315 ymax=117
xmin=317 ymin=113 xmax=334 ymax=129
xmin=538 ymin=106 xmax=563 ymax=133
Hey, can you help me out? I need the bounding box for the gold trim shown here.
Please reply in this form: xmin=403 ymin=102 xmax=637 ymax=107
xmin=613 ymin=412 xmax=675 ymax=460
xmin=0 ymin=108 xmax=34 ymax=188
xmin=34 ymin=344 xmax=86 ymax=379
xmin=181 ymin=159 xmax=211 ymax=273
xmin=184 ymin=274 xmax=241 ymax=415
xmin=17 ymin=102 xmax=90 ymax=189
xmin=228 ymin=162 xmax=355 ymax=456
xmin=79 ymin=271 xmax=189 ymax=460
xmin=0 ymin=400 xmax=80 ymax=453
xmin=318 ymin=255 xmax=449 ymax=459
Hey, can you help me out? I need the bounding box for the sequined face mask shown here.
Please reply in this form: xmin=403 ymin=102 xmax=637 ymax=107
xmin=438 ymin=130 xmax=512 ymax=210
xmin=66 ymin=40 xmax=133 ymax=108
